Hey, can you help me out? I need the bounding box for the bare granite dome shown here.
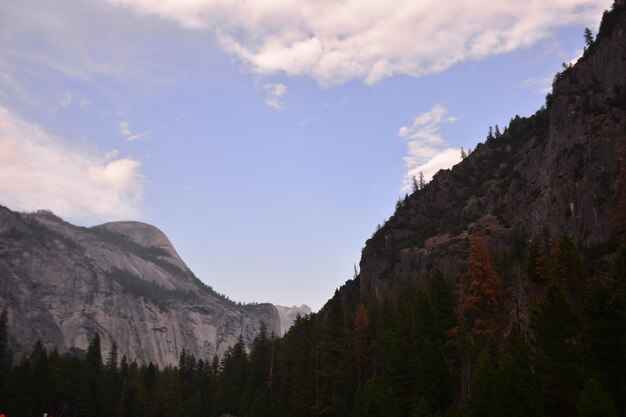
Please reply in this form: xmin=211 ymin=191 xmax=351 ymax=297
xmin=0 ymin=208 xmax=280 ymax=367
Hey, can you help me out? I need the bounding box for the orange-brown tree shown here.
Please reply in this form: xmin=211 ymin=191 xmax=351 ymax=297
xmin=454 ymin=233 xmax=507 ymax=342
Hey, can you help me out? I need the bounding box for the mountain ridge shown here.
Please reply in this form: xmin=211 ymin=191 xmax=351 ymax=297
xmin=355 ymin=8 xmax=626 ymax=300
xmin=0 ymin=205 xmax=281 ymax=367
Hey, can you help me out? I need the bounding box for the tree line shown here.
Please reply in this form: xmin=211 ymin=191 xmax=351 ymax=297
xmin=1 ymin=232 xmax=625 ymax=417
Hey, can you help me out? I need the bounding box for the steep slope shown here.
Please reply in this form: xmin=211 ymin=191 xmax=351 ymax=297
xmin=0 ymin=207 xmax=280 ymax=367
xmin=275 ymin=304 xmax=312 ymax=335
xmin=358 ymin=5 xmax=626 ymax=299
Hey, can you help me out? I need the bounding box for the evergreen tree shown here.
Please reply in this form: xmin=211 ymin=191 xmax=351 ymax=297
xmin=418 ymin=171 xmax=426 ymax=190
xmin=213 ymin=335 xmax=250 ymax=416
xmin=315 ymin=291 xmax=352 ymax=417
xmin=353 ymin=303 xmax=369 ymax=383
xmin=494 ymin=329 xmax=543 ymax=417
xmin=465 ymin=339 xmax=500 ymax=417
xmin=0 ymin=309 xmax=10 ymax=408
xmin=531 ymin=282 xmax=583 ymax=416
xmin=556 ymin=234 xmax=587 ymax=302
xmin=576 ymin=378 xmax=617 ymax=417
xmin=584 ymin=27 xmax=594 ymax=48
xmin=30 ymin=340 xmax=50 ymax=415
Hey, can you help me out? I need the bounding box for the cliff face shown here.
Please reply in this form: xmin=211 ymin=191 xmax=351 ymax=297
xmin=0 ymin=207 xmax=280 ymax=367
xmin=275 ymin=304 xmax=312 ymax=335
xmin=358 ymin=4 xmax=626 ymax=299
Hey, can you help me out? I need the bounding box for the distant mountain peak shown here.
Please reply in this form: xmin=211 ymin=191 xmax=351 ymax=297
xmin=275 ymin=304 xmax=312 ymax=335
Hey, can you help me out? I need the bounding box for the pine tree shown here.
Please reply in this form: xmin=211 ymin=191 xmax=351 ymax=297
xmin=315 ymin=291 xmax=352 ymax=417
xmin=80 ymin=333 xmax=105 ymax=417
xmin=30 ymin=340 xmax=50 ymax=415
xmin=576 ymin=378 xmax=617 ymax=417
xmin=525 ymin=241 xmax=540 ymax=282
xmin=353 ymin=303 xmax=369 ymax=383
xmin=418 ymin=171 xmax=426 ymax=190
xmin=454 ymin=234 xmax=506 ymax=342
xmin=556 ymin=234 xmax=587 ymax=303
xmin=0 ymin=309 xmax=10 ymax=407
xmin=580 ymin=256 xmax=626 ymax=410
xmin=584 ymin=27 xmax=594 ymax=48
xmin=465 ymin=338 xmax=500 ymax=417
xmin=531 ymin=282 xmax=583 ymax=416
xmin=427 ymin=269 xmax=457 ymax=344
xmin=493 ymin=329 xmax=543 ymax=417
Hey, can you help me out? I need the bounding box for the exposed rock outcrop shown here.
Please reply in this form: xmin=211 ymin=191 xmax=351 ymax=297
xmin=275 ymin=304 xmax=312 ymax=335
xmin=0 ymin=207 xmax=280 ymax=367
xmin=358 ymin=3 xmax=626 ymax=299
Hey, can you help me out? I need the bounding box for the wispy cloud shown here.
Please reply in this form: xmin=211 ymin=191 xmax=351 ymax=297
xmin=59 ymin=92 xmax=73 ymax=108
xmin=521 ymin=75 xmax=554 ymax=94
xmin=521 ymin=48 xmax=587 ymax=95
xmin=263 ymin=83 xmax=288 ymax=109
xmin=184 ymin=185 xmax=200 ymax=199
xmin=398 ymin=104 xmax=461 ymax=191
xmin=0 ymin=107 xmax=145 ymax=224
xmin=118 ymin=120 xmax=150 ymax=141
xmin=104 ymin=0 xmax=608 ymax=85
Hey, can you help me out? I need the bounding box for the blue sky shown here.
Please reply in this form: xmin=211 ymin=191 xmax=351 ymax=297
xmin=0 ymin=0 xmax=612 ymax=311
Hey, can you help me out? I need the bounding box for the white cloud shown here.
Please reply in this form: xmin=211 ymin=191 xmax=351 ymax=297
xmin=118 ymin=120 xmax=150 ymax=141
xmin=0 ymin=107 xmax=145 ymax=224
xmin=522 ymin=48 xmax=586 ymax=95
xmin=118 ymin=120 xmax=132 ymax=136
xmin=104 ymin=0 xmax=609 ymax=85
xmin=398 ymin=104 xmax=461 ymax=191
xmin=79 ymin=97 xmax=91 ymax=108
xmin=521 ymin=75 xmax=554 ymax=94
xmin=263 ymin=82 xmax=288 ymax=109
xmin=59 ymin=92 xmax=73 ymax=108
xmin=568 ymin=48 xmax=585 ymax=66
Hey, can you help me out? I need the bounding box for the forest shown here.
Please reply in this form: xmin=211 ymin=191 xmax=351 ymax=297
xmin=1 ymin=231 xmax=624 ymax=417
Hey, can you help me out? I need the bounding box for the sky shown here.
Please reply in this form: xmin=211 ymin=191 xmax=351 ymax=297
xmin=0 ymin=0 xmax=613 ymax=311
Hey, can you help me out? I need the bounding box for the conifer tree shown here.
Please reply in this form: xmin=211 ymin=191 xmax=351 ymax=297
xmin=353 ymin=303 xmax=369 ymax=383
xmin=576 ymin=378 xmax=617 ymax=417
xmin=583 ymin=27 xmax=594 ymax=48
xmin=531 ymin=282 xmax=583 ymax=416
xmin=315 ymin=291 xmax=352 ymax=417
xmin=453 ymin=234 xmax=506 ymax=342
xmin=418 ymin=171 xmax=426 ymax=190
xmin=0 ymin=309 xmax=10 ymax=407
xmin=466 ymin=338 xmax=500 ymax=417
xmin=556 ymin=234 xmax=587 ymax=302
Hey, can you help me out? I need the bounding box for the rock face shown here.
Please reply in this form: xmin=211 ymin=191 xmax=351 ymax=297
xmin=275 ymin=304 xmax=312 ymax=335
xmin=358 ymin=4 xmax=626 ymax=299
xmin=0 ymin=207 xmax=280 ymax=367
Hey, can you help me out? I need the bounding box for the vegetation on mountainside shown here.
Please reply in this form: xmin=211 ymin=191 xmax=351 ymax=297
xmin=1 ymin=237 xmax=625 ymax=417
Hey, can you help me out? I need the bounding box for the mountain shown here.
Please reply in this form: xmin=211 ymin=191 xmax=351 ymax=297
xmin=275 ymin=304 xmax=312 ymax=335
xmin=358 ymin=6 xmax=626 ymax=300
xmin=0 ymin=206 xmax=280 ymax=367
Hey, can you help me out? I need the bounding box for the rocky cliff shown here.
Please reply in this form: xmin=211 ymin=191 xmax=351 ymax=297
xmin=275 ymin=304 xmax=312 ymax=335
xmin=0 ymin=207 xmax=280 ymax=367
xmin=358 ymin=3 xmax=626 ymax=299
